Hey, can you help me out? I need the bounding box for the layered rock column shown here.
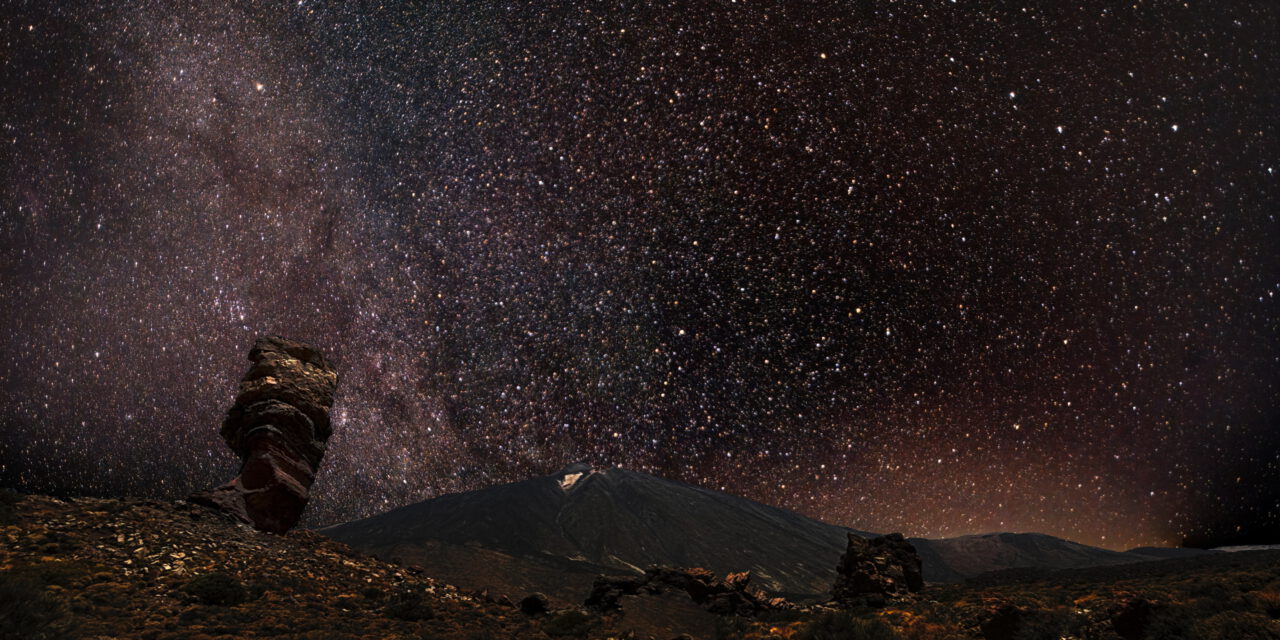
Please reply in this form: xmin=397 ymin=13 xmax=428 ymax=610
xmin=832 ymin=532 xmax=924 ymax=607
xmin=191 ymin=336 xmax=339 ymax=533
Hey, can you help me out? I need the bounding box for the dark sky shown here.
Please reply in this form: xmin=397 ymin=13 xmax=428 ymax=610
xmin=1 ymin=1 xmax=1276 ymax=550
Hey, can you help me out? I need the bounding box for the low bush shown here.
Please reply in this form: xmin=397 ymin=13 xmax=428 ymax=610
xmin=249 ymin=571 xmax=312 ymax=595
xmin=0 ymin=571 xmax=76 ymax=640
xmin=182 ymin=571 xmax=248 ymax=606
xmin=712 ymin=614 xmax=753 ymax=639
xmin=541 ymin=609 xmax=596 ymax=637
xmin=1191 ymin=611 xmax=1280 ymax=640
xmin=15 ymin=558 xmax=101 ymax=589
xmin=794 ymin=611 xmax=900 ymax=640
xmin=0 ymin=489 xmax=21 ymax=525
xmin=1249 ymin=589 xmax=1280 ymax=618
xmin=384 ymin=589 xmax=434 ymax=621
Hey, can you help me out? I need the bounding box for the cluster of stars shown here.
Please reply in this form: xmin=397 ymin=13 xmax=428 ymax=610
xmin=0 ymin=2 xmax=1276 ymax=550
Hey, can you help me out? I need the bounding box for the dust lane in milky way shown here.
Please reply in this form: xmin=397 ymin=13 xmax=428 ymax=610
xmin=1 ymin=2 xmax=1276 ymax=549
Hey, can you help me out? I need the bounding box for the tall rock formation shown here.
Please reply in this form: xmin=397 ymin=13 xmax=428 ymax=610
xmin=191 ymin=336 xmax=339 ymax=533
xmin=832 ymin=532 xmax=924 ymax=607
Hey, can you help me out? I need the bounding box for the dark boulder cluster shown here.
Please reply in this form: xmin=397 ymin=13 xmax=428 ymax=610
xmin=832 ymin=532 xmax=924 ymax=607
xmin=191 ymin=336 xmax=339 ymax=533
xmin=585 ymin=567 xmax=790 ymax=617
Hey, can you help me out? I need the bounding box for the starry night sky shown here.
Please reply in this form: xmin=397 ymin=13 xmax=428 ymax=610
xmin=1 ymin=1 xmax=1277 ymax=550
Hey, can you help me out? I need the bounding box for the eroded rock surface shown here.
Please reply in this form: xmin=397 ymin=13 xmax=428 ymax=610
xmin=832 ymin=532 xmax=924 ymax=607
xmin=191 ymin=336 xmax=338 ymax=533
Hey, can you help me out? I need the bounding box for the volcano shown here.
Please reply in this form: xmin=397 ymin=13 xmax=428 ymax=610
xmin=319 ymin=463 xmax=1208 ymax=602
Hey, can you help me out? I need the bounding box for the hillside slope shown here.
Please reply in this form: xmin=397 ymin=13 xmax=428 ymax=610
xmin=321 ymin=464 xmax=1205 ymax=600
xmin=0 ymin=491 xmax=544 ymax=639
xmin=322 ymin=463 xmax=868 ymax=598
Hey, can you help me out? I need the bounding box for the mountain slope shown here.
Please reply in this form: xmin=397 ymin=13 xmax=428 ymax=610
xmin=910 ymin=532 xmax=1150 ymax=583
xmin=322 ymin=463 xmax=869 ymax=598
xmin=320 ymin=464 xmax=1206 ymax=600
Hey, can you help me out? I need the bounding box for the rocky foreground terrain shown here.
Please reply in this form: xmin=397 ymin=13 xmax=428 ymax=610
xmin=0 ymin=491 xmax=545 ymax=640
xmin=5 ymin=488 xmax=1280 ymax=640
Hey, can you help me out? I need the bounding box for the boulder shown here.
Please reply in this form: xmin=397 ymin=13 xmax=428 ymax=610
xmin=191 ymin=336 xmax=339 ymax=533
xmin=832 ymin=532 xmax=924 ymax=607
xmin=519 ymin=592 xmax=551 ymax=616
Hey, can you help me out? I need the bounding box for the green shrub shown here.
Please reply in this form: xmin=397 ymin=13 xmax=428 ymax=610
xmin=182 ymin=571 xmax=247 ymax=606
xmin=795 ymin=611 xmax=900 ymax=640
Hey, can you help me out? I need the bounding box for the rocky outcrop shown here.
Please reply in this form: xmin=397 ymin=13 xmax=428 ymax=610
xmin=832 ymin=532 xmax=924 ymax=607
xmin=585 ymin=567 xmax=790 ymax=617
xmin=191 ymin=336 xmax=339 ymax=533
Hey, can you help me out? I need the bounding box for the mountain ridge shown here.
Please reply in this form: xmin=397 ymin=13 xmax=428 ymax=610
xmin=322 ymin=464 xmax=872 ymax=598
xmin=320 ymin=463 xmax=1208 ymax=601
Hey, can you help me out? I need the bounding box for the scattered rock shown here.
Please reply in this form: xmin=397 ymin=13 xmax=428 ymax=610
xmin=584 ymin=574 xmax=646 ymax=611
xmin=0 ymin=493 xmax=542 ymax=639
xmin=585 ymin=567 xmax=790 ymax=617
xmin=832 ymin=532 xmax=924 ymax=607
xmin=724 ymin=570 xmax=751 ymax=590
xmin=474 ymin=588 xmax=514 ymax=607
xmin=384 ymin=589 xmax=435 ymax=621
xmin=190 ymin=336 xmax=339 ymax=533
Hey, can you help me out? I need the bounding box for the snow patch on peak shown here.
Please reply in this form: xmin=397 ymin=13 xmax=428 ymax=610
xmin=560 ymin=472 xmax=585 ymax=490
xmin=555 ymin=462 xmax=596 ymax=491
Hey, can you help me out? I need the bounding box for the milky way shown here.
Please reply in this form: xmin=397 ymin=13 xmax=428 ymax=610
xmin=1 ymin=2 xmax=1277 ymax=549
